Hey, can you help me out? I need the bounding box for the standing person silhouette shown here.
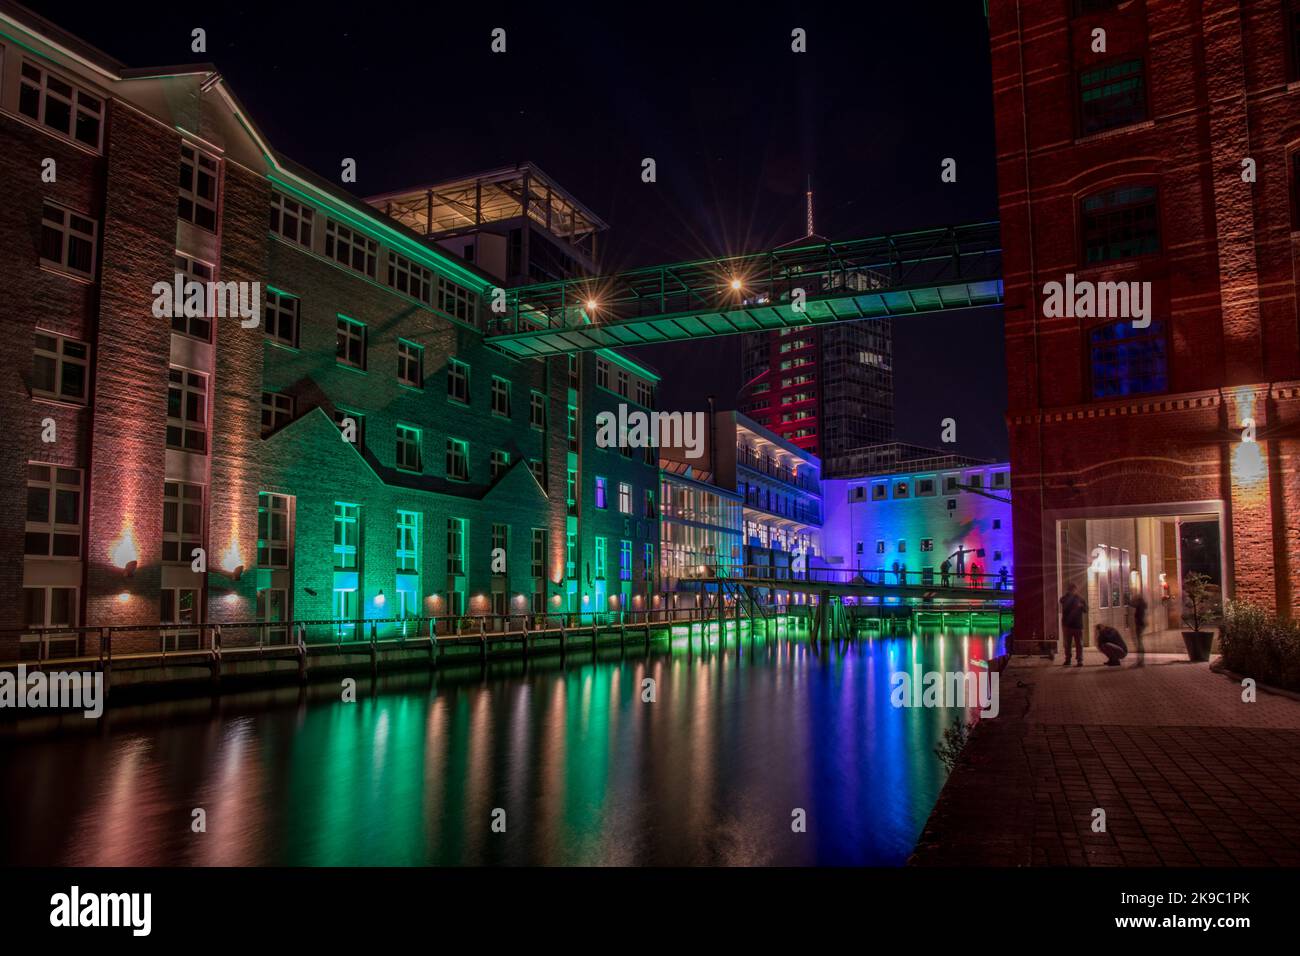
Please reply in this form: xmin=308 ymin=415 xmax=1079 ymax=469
xmin=1130 ymin=589 xmax=1148 ymax=667
xmin=1059 ymin=582 xmax=1085 ymax=667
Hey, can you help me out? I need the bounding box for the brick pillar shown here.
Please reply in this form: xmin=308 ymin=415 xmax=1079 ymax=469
xmin=1223 ymin=386 xmax=1275 ymax=610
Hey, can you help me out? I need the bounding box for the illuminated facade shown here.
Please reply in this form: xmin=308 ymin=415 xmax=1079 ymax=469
xmin=990 ymin=0 xmax=1300 ymax=647
xmin=822 ymin=456 xmax=1013 ymax=588
xmin=0 ymin=6 xmax=658 ymax=654
xmin=657 ymin=460 xmax=743 ymax=589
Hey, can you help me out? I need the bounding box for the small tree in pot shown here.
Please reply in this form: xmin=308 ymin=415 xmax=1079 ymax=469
xmin=1181 ymin=572 xmax=1221 ymax=662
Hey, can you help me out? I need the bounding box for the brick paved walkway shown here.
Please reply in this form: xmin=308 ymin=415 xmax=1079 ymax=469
xmin=909 ymin=650 xmax=1300 ymax=866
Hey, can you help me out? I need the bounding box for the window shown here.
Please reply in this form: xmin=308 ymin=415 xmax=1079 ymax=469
xmin=529 ymin=458 xmax=546 ymax=488
xmin=871 ymin=483 xmax=886 ymax=501
xmin=261 ymin=391 xmax=294 ymax=435
xmin=18 ymin=60 xmax=102 ymax=148
xmin=333 ymin=502 xmax=359 ymax=570
xmin=447 ymin=359 xmax=470 ymax=403
xmin=992 ymin=471 xmax=1009 ymax=490
xmin=491 ymin=377 xmax=511 ymax=417
xmin=162 ymin=481 xmax=203 ymax=563
xmin=619 ymin=540 xmax=632 ymax=581
xmin=856 ymin=542 xmax=864 ymax=555
xmin=437 ymin=277 xmax=475 ymax=324
xmin=32 ymin=331 xmax=88 ymax=404
xmin=396 ymin=511 xmax=419 ymax=572
xmin=596 ymin=359 xmax=610 ymax=389
xmin=567 ymin=406 xmax=578 ymax=451
xmin=616 ymin=369 xmax=629 ymax=397
xmin=618 ymin=482 xmax=632 ymax=514
xmin=167 ymin=367 xmax=208 ymax=453
xmin=917 ymin=478 xmax=936 ymax=496
xmin=397 ymin=340 xmax=423 ymax=388
xmin=644 ymin=489 xmax=656 ymax=519
xmin=968 ymin=473 xmax=984 ymax=490
xmin=172 ymin=253 xmax=215 ymax=340
xmin=944 ymin=475 xmax=961 ymax=494
xmin=566 ymin=470 xmax=578 ymax=511
xmin=595 ymin=537 xmax=607 ymax=579
xmin=993 ymin=519 xmax=1003 ymax=529
xmin=644 ymin=543 xmax=654 ymax=581
xmin=40 ymin=202 xmax=96 ymax=277
xmin=636 ymin=380 xmax=653 ymax=407
xmin=336 ymin=316 xmax=366 ymax=369
xmin=387 ymin=251 xmax=433 ymax=305
xmin=1090 ymin=318 xmax=1168 ymax=398
xmin=24 ymin=464 xmax=81 ymax=558
xmin=257 ymin=493 xmax=291 ymax=567
xmin=531 ymin=529 xmax=547 ymax=578
xmin=491 ymin=524 xmax=509 ymax=573
xmin=269 ymin=192 xmax=314 ymax=248
xmin=396 ymin=424 xmax=422 ymax=472
xmin=566 ymin=532 xmax=577 ymax=579
xmin=893 ymin=481 xmax=909 ymax=498
xmin=1081 ymin=185 xmax=1159 ymax=264
xmin=920 ymin=538 xmax=934 ymax=553
xmin=334 ymin=408 xmax=364 ymax=447
xmin=446 ymin=438 xmax=469 ymax=481
xmin=568 ymin=354 xmax=579 ymax=387
xmin=162 ymin=588 xmax=200 ymax=628
xmin=530 ymin=391 xmax=547 ymax=430
xmin=897 ymin=540 xmax=907 ymax=553
xmin=1078 ymin=58 xmax=1146 ymax=136
xmin=22 ymin=586 xmax=77 ymax=632
xmin=264 ymin=289 xmax=299 ymax=347
xmin=595 ymin=476 xmax=608 ymax=509
xmin=876 ymin=540 xmax=886 ymax=554
xmin=324 ymin=220 xmax=377 ymax=277
xmin=490 ymin=449 xmax=511 ymax=482
xmin=178 ymin=144 xmax=219 ymax=231
xmin=446 ymin=517 xmax=465 ymax=574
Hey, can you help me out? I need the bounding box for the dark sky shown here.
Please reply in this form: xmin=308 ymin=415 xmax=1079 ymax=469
xmin=35 ymin=0 xmax=1007 ymax=459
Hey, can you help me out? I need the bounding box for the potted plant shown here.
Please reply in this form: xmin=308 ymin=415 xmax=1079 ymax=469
xmin=1180 ymin=572 xmax=1221 ymax=662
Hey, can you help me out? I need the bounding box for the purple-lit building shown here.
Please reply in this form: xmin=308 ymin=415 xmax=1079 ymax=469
xmin=822 ymin=447 xmax=1013 ymax=589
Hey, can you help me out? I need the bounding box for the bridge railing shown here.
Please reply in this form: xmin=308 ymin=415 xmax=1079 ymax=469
xmin=488 ymin=221 xmax=1003 ymax=336
xmin=712 ymin=564 xmax=1013 ymax=591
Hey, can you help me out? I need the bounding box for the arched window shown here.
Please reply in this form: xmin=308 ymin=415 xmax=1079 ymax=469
xmin=1080 ymin=185 xmax=1160 ymax=264
xmin=1089 ymin=319 xmax=1167 ymax=398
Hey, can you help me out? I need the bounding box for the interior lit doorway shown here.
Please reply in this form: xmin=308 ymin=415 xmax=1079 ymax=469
xmin=1052 ymin=503 xmax=1225 ymax=654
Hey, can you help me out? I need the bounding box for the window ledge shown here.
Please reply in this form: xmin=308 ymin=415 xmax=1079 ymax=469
xmin=1074 ymin=119 xmax=1155 ymax=146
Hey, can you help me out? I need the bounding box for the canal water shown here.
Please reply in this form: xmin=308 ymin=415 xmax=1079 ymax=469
xmin=0 ymin=622 xmax=1005 ymax=866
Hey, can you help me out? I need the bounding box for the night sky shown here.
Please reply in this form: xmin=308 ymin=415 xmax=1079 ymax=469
xmin=34 ymin=0 xmax=1007 ymax=459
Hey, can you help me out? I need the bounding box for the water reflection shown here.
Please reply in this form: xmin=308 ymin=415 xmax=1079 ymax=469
xmin=0 ymin=625 xmax=1003 ymax=866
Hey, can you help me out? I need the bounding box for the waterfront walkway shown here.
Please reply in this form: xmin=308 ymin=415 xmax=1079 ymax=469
xmin=909 ymin=649 xmax=1300 ymax=866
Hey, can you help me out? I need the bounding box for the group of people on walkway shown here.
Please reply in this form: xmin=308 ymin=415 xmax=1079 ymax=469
xmin=1059 ymin=582 xmax=1147 ymax=668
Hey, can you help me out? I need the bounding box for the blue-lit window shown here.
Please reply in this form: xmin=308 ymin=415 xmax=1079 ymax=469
xmin=1089 ymin=319 xmax=1167 ymax=399
xmin=1081 ymin=185 xmax=1160 ymax=264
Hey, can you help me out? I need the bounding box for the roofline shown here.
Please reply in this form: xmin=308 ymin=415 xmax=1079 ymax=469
xmin=365 ymin=160 xmax=610 ymax=232
xmin=732 ymin=411 xmax=822 ymax=466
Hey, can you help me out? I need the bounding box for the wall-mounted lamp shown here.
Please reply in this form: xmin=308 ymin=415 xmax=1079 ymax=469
xmin=123 ymin=559 xmax=138 ymax=579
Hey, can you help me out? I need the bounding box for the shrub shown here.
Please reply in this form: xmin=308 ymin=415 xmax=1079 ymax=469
xmin=1220 ymin=600 xmax=1300 ymax=692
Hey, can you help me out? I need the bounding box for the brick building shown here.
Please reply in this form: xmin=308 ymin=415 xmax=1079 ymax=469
xmin=1 ymin=4 xmax=658 ymax=653
xmin=989 ymin=0 xmax=1300 ymax=649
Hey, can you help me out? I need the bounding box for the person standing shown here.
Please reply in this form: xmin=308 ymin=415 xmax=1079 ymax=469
xmin=1059 ymin=583 xmax=1085 ymax=667
xmin=940 ymin=559 xmax=951 ymax=588
xmin=1130 ymin=590 xmax=1148 ymax=667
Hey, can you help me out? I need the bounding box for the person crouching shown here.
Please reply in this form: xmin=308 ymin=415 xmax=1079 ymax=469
xmin=1095 ymin=623 xmax=1128 ymax=666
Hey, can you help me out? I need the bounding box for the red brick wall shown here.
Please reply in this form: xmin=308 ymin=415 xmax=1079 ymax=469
xmin=989 ymin=0 xmax=1300 ymax=642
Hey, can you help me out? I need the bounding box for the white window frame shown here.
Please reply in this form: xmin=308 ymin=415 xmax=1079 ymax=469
xmin=264 ymin=289 xmax=300 ymax=347
xmin=261 ymin=391 xmax=294 ymax=435
xmin=387 ymin=251 xmax=433 ymax=305
xmin=324 ymin=219 xmax=378 ymax=277
xmin=18 ymin=59 xmax=103 ymax=150
xmin=257 ymin=492 xmax=292 ymax=568
xmin=24 ymin=463 xmax=82 ymax=559
xmin=40 ymin=201 xmax=96 ymax=278
xmin=336 ymin=316 xmax=366 ymax=370
xmin=491 ymin=376 xmax=511 ymax=417
xmin=172 ymin=252 xmax=216 ymax=340
xmin=178 ymin=143 xmax=219 ymax=232
xmin=397 ymin=339 xmax=423 ymax=388
xmin=396 ymin=424 xmax=422 ymax=472
xmin=32 ymin=330 xmax=89 ymax=404
xmin=446 ymin=438 xmax=469 ymax=481
xmin=166 ymin=367 xmax=208 ymax=453
xmin=162 ymin=481 xmax=204 ymax=564
xmin=269 ymin=191 xmax=314 ymax=248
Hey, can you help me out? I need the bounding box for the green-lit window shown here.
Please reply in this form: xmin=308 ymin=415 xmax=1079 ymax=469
xmin=257 ymin=492 xmax=291 ymax=568
xmin=566 ymin=533 xmax=577 ymax=579
xmin=325 ymin=220 xmax=377 ymax=278
xmin=334 ymin=502 xmax=359 ymax=570
xmin=567 ymin=406 xmax=578 ymax=451
xmin=595 ymin=537 xmax=607 ymax=580
xmin=446 ymin=438 xmax=469 ymax=481
xmin=529 ymin=458 xmax=546 ymax=489
xmin=397 ymin=339 xmax=423 ymax=388
xmin=447 ymin=359 xmax=469 ymax=404
xmin=531 ymin=529 xmax=547 ymax=578
xmin=1078 ymin=58 xmax=1146 ymax=136
xmin=336 ymin=316 xmax=366 ymax=369
xmin=490 ymin=449 xmax=510 ymax=482
xmin=446 ymin=517 xmax=465 ymax=575
xmin=491 ymin=376 xmax=511 ymax=417
xmin=566 ymin=469 xmax=577 ymax=514
xmin=396 ymin=511 xmax=419 ymax=572
xmin=530 ymin=391 xmax=547 ymax=429
xmin=619 ymin=540 xmax=632 ymax=581
xmin=396 ymin=424 xmax=422 ymax=472
xmin=264 ymin=289 xmax=299 ymax=347
xmin=491 ymin=523 xmax=508 ymax=573
xmin=643 ymin=543 xmax=655 ymax=582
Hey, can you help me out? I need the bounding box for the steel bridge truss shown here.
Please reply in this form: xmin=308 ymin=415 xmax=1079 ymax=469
xmin=486 ymin=221 xmax=1003 ymax=357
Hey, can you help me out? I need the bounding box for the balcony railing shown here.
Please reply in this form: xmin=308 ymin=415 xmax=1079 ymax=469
xmin=736 ymin=448 xmax=820 ymax=493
